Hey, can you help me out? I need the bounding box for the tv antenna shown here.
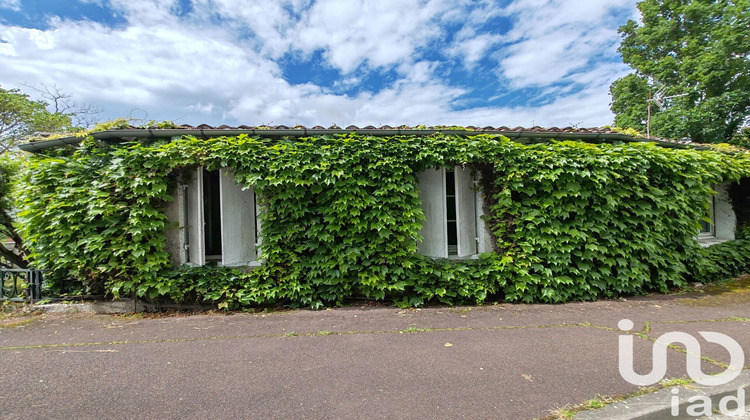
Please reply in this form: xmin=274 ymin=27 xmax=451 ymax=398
xmin=646 ymin=88 xmax=689 ymax=138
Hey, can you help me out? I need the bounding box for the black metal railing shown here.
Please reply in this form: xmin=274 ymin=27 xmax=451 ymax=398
xmin=0 ymin=269 xmax=44 ymax=302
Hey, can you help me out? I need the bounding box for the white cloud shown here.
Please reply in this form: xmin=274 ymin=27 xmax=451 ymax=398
xmin=291 ymin=0 xmax=447 ymax=73
xmin=186 ymin=102 xmax=215 ymax=114
xmin=497 ymin=0 xmax=637 ymax=89
xmin=191 ymin=0 xmax=304 ymax=57
xmin=444 ymin=0 xmax=506 ymax=67
xmin=432 ymin=84 xmax=617 ymax=128
xmin=398 ymin=61 xmax=439 ymax=85
xmin=0 ymin=12 xmax=285 ymax=122
xmin=191 ymin=0 xmax=451 ymax=74
xmin=447 ymin=28 xmax=504 ymax=68
xmin=106 ymin=0 xmax=180 ymax=24
xmin=0 ymin=0 xmax=635 ymax=129
xmin=0 ymin=0 xmax=20 ymax=11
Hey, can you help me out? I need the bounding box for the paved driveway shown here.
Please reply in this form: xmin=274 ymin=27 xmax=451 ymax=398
xmin=2 ymin=286 xmax=749 ymax=419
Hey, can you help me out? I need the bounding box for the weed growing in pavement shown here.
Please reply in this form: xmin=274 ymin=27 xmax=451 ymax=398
xmin=542 ymin=387 xmax=659 ymax=419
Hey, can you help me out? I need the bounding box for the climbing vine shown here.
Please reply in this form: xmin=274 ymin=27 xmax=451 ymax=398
xmin=14 ymin=133 xmax=750 ymax=308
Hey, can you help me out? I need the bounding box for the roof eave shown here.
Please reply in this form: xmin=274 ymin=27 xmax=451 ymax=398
xmin=17 ymin=128 xmax=691 ymax=152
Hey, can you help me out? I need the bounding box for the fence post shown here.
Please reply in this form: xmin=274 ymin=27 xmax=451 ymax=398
xmin=28 ymin=270 xmax=43 ymax=302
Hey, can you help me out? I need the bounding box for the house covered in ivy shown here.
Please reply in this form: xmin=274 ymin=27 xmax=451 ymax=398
xmin=16 ymin=125 xmax=750 ymax=308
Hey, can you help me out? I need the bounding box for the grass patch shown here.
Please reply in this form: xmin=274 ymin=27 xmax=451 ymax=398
xmin=541 ymin=386 xmax=660 ymax=419
xmin=0 ymin=317 xmax=39 ymax=329
xmin=542 ymin=377 xmax=694 ymax=419
xmin=0 ymin=301 xmax=42 ymax=328
xmin=659 ymin=377 xmax=693 ymax=388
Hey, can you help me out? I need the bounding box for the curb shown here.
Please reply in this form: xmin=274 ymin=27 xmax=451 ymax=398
xmin=576 ymin=370 xmax=750 ymax=419
xmin=29 ymin=300 xmax=145 ymax=314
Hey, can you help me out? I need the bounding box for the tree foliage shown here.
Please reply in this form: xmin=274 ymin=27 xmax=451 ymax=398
xmin=610 ymin=74 xmax=651 ymax=133
xmin=0 ymin=86 xmax=71 ymax=153
xmin=0 ymin=156 xmax=28 ymax=268
xmin=610 ymin=0 xmax=750 ymax=143
xmin=0 ymin=86 xmax=71 ymax=267
xmin=0 ymin=85 xmax=104 ymax=269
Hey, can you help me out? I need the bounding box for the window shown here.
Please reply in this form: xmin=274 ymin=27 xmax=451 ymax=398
xmin=183 ymin=168 xmax=260 ymax=266
xmin=202 ymin=168 xmax=222 ymax=260
xmin=696 ymin=183 xmax=737 ymax=247
xmin=698 ymin=195 xmax=715 ymax=237
xmin=446 ymin=170 xmax=458 ymax=255
xmin=417 ymin=166 xmax=492 ymax=258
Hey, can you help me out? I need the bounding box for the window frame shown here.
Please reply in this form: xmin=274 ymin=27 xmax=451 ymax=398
xmin=417 ymin=166 xmax=489 ymax=259
xmin=697 ymin=195 xmax=716 ymax=239
xmin=183 ymin=167 xmax=261 ymax=267
xmin=696 ymin=183 xmax=737 ymax=247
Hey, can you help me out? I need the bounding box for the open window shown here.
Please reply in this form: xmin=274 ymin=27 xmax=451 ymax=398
xmin=697 ymin=183 xmax=737 ymax=247
xmin=417 ymin=166 xmax=492 ymax=259
xmin=183 ymin=168 xmax=261 ymax=266
xmin=698 ymin=195 xmax=716 ymax=238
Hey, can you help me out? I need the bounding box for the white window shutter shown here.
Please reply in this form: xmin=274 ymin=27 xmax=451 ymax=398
xmin=167 ymin=183 xmax=188 ymax=265
xmin=455 ymin=166 xmax=478 ymax=257
xmin=417 ymin=168 xmax=448 ymax=258
xmin=219 ymin=169 xmax=257 ymax=266
xmin=474 ymin=175 xmax=494 ymax=254
xmin=255 ymin=194 xmax=263 ymax=260
xmin=714 ymin=183 xmax=737 ymax=240
xmin=186 ymin=167 xmax=206 ymax=265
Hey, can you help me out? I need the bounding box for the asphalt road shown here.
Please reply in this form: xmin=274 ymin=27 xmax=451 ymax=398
xmin=1 ymin=284 xmax=749 ymax=419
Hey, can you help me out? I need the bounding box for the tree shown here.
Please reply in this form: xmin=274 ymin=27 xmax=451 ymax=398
xmin=22 ymin=83 xmax=103 ymax=129
xmin=610 ymin=0 xmax=750 ymax=143
xmin=610 ymin=74 xmax=651 ymax=133
xmin=1 ymin=84 xmax=102 ymax=268
xmin=0 ymin=85 xmax=72 ymax=153
xmin=0 ymin=157 xmax=28 ymax=268
xmin=733 ymin=126 xmax=750 ymax=148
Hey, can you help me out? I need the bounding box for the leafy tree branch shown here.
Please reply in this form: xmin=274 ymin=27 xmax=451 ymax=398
xmin=610 ymin=0 xmax=750 ymax=143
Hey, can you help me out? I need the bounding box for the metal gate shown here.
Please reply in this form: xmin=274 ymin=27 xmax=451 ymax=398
xmin=0 ymin=269 xmax=44 ymax=302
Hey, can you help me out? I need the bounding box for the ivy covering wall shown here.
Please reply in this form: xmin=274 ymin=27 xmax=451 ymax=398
xmin=15 ymin=133 xmax=750 ymax=308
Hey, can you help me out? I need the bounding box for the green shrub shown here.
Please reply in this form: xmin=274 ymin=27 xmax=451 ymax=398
xmin=686 ymin=241 xmax=750 ymax=285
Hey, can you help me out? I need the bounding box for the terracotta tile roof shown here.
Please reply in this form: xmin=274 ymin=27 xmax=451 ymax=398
xmin=122 ymin=124 xmax=624 ymax=134
xmin=111 ymin=124 xmax=693 ymax=144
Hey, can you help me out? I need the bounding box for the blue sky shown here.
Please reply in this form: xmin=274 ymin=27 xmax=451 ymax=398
xmin=0 ymin=0 xmax=638 ymax=128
